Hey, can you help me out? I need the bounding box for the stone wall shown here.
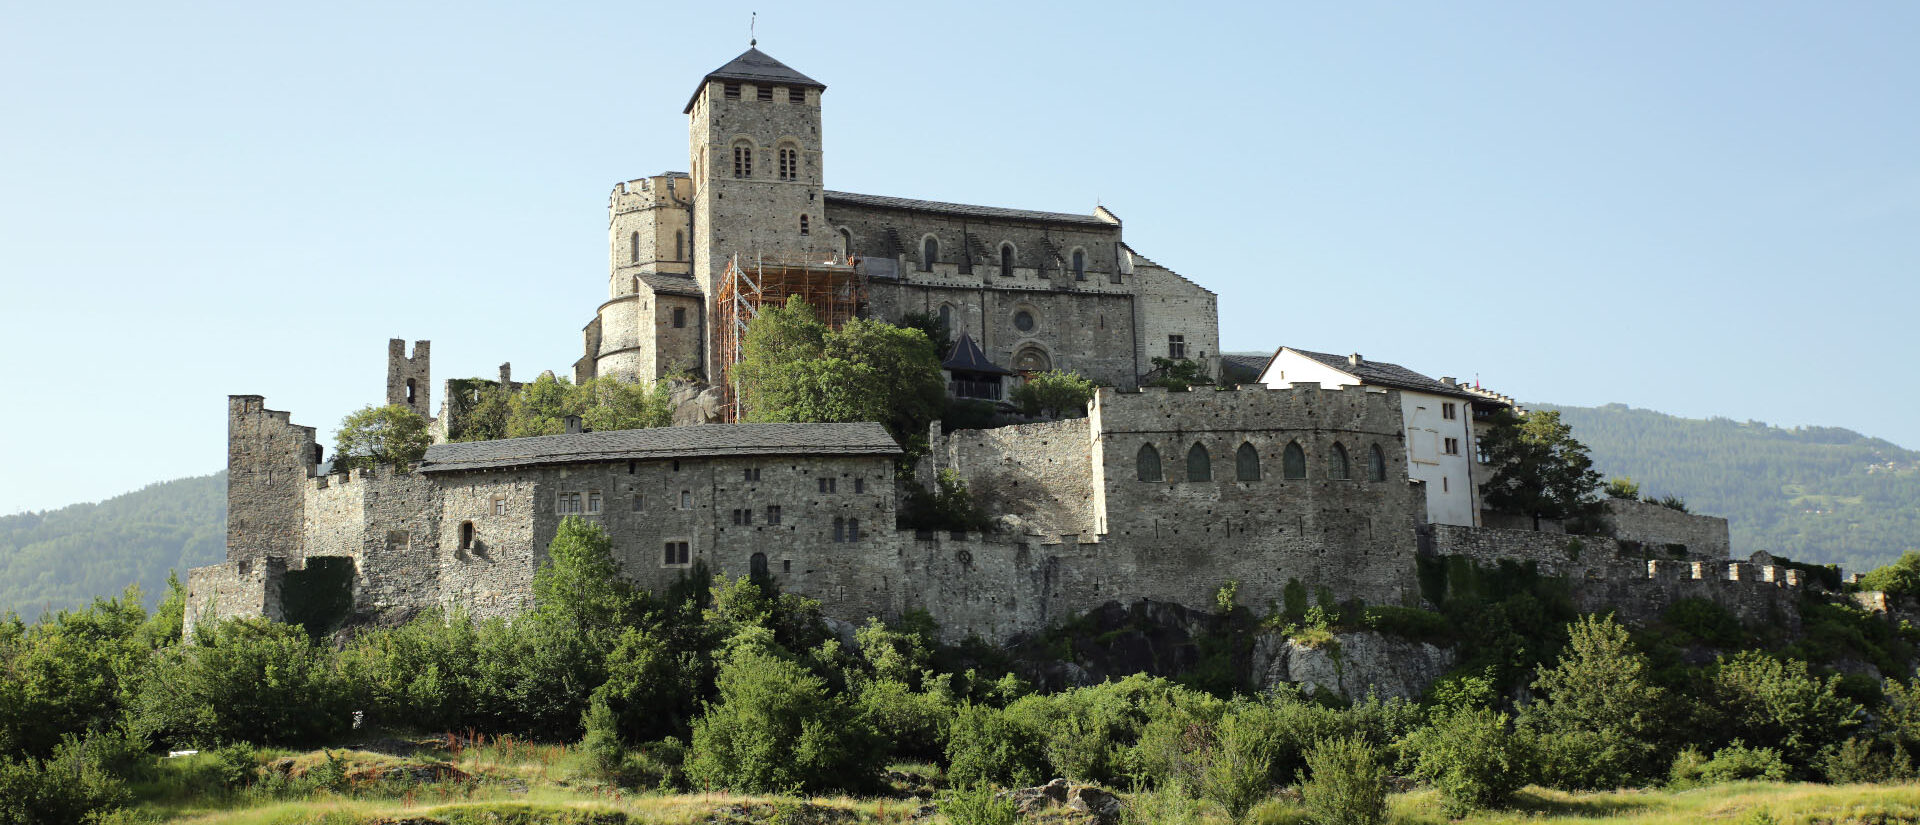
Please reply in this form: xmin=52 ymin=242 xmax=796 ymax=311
xmin=1127 ymin=249 xmax=1220 ymax=380
xmin=183 ymin=557 xmax=285 ymax=639
xmin=1607 ymin=498 xmax=1731 ymax=560
xmin=226 ymin=396 xmax=317 ymax=562
xmin=867 ymin=282 xmax=1141 ymax=386
xmin=1428 ymin=524 xmax=1801 ymax=628
xmin=937 ymin=418 xmax=1096 ymax=537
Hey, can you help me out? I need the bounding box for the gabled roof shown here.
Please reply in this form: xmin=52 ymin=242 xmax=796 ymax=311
xmin=685 ymin=48 xmax=825 ymax=113
xmin=824 ymin=191 xmax=1113 ymax=228
xmin=1270 ymin=347 xmax=1479 ymax=400
xmin=942 ymin=332 xmax=1015 ymax=376
xmin=419 ymin=422 xmax=900 ymax=474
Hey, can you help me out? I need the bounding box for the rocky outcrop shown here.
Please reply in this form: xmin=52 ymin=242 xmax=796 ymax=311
xmin=1254 ymin=630 xmax=1455 ymax=701
xmin=1000 ymin=779 xmax=1123 ymax=825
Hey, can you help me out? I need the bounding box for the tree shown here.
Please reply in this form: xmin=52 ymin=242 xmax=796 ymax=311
xmin=1479 ymin=409 xmax=1605 ymax=531
xmin=1299 ymin=735 xmax=1389 ymax=825
xmin=506 ymin=373 xmax=576 ymax=438
xmin=1706 ymin=651 xmax=1862 ymax=774
xmin=1524 ymin=615 xmax=1666 ymax=788
xmin=685 ymin=645 xmax=881 ymax=793
xmin=1399 ymin=706 xmax=1532 ymax=816
xmin=1010 ymin=370 xmax=1097 ymax=419
xmin=532 ymin=517 xmax=639 ymax=634
xmin=332 ymin=404 xmax=430 ymax=471
xmin=733 ymin=296 xmax=945 ymax=452
xmin=1859 ymin=551 xmax=1920 ymax=596
xmin=1146 ymin=356 xmax=1213 ymax=389
xmin=1603 ymin=476 xmax=1641 ymax=500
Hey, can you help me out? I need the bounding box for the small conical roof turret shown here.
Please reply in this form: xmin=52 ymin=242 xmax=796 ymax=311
xmin=685 ymin=47 xmax=825 ymax=113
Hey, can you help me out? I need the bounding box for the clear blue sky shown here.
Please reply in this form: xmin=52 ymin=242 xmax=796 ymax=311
xmin=3 ymin=1 xmax=1916 ymax=515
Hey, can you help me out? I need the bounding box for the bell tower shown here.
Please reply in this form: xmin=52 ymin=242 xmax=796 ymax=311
xmin=686 ymin=45 xmax=833 ymax=377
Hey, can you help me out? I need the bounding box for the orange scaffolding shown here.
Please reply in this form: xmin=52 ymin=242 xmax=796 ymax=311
xmin=716 ymin=251 xmax=868 ymax=422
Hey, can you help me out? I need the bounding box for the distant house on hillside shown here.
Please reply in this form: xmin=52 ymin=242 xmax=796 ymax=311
xmin=1257 ymin=347 xmax=1497 ymax=527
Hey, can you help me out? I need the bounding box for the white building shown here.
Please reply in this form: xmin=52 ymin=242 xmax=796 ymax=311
xmin=1256 ymin=348 xmax=1487 ymax=527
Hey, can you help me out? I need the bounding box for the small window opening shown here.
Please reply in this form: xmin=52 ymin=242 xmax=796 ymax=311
xmin=1368 ymin=444 xmax=1388 ymax=482
xmin=723 ymin=82 xmax=741 ymax=100
xmin=756 ymin=85 xmax=773 ymax=102
xmin=1168 ymin=335 xmax=1187 ymax=360
xmin=680 ymin=490 xmax=691 ymax=509
xmin=675 ymin=230 xmax=684 ymax=261
xmin=766 ymin=505 xmax=782 ymax=524
xmin=1331 ymin=443 xmax=1351 ymax=480
xmin=586 ymin=490 xmax=602 ymax=514
xmin=673 ymin=307 xmax=687 ymax=328
xmin=788 ymin=88 xmax=805 ymax=104
xmin=833 ymin=516 xmax=845 ymax=542
xmin=999 ymin=244 xmax=1014 ymax=277
xmin=922 ymin=237 xmax=938 ymax=271
xmin=459 ymin=521 xmax=475 ymax=550
xmin=799 ymin=214 xmax=809 ymax=235
xmin=1072 ymin=249 xmax=1086 ymax=281
xmin=1283 ymin=442 xmax=1308 ymax=480
xmin=732 ymin=143 xmax=752 ymax=178
xmin=854 ymin=477 xmax=865 ymax=493
xmin=847 ymin=518 xmax=861 ymax=541
xmin=405 ymin=378 xmax=416 ymax=404
xmin=629 ymin=231 xmax=639 ymax=263
xmin=1137 ymin=444 xmax=1163 ymax=482
xmin=1186 ymin=443 xmax=1212 ymax=482
xmin=779 ymin=147 xmax=799 ymax=180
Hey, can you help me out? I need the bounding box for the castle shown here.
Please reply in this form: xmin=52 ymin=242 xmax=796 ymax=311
xmin=184 ymin=48 xmax=1812 ymax=647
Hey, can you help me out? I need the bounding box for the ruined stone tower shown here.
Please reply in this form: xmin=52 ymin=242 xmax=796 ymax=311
xmin=386 ymin=338 xmax=430 ymax=417
xmin=687 ymin=47 xmax=835 ymax=379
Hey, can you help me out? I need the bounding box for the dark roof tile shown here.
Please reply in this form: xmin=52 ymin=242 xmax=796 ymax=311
xmin=685 ymin=48 xmax=825 ymax=112
xmin=1284 ymin=348 xmax=1478 ymax=399
xmin=825 ymin=191 xmax=1113 ymax=228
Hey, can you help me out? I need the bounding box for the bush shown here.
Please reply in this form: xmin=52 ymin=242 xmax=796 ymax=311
xmin=1400 ymin=707 xmax=1531 ymax=816
xmin=1524 ymin=615 xmax=1665 ymax=789
xmin=132 ymin=617 xmax=351 ymax=747
xmin=1010 ymin=370 xmax=1098 ymax=418
xmin=685 ymin=646 xmax=880 ymax=794
xmin=937 ymin=783 xmax=1022 ymax=825
xmin=578 ymin=697 xmax=626 ymax=783
xmin=1669 ymin=741 xmax=1789 ymax=787
xmin=1707 ymin=651 xmax=1861 ymax=774
xmin=0 ymin=735 xmax=133 ymax=825
xmin=1298 ymin=735 xmax=1388 ymax=825
xmin=1358 ymin=606 xmax=1451 ymax=643
xmin=946 ymin=703 xmax=1048 ymax=790
xmin=1198 ymin=709 xmax=1278 ymax=824
xmin=1859 ymin=551 xmax=1920 ymax=596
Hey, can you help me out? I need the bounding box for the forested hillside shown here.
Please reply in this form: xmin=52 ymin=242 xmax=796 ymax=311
xmin=0 ymin=473 xmax=224 ymax=617
xmin=1540 ymin=403 xmax=1920 ymax=574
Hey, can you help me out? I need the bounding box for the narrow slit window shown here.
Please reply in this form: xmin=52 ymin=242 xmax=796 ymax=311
xmin=922 ymin=237 xmax=938 ymax=271
xmin=999 ymin=244 xmax=1014 ymax=277
xmin=629 ymin=231 xmax=639 ymax=263
xmin=799 ymin=214 xmax=809 ymax=235
xmin=1072 ymin=249 xmax=1086 ymax=281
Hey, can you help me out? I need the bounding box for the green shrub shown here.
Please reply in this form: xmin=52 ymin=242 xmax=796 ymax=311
xmin=1662 ymin=598 xmax=1745 ymax=647
xmin=210 ymin=743 xmax=258 ymax=789
xmin=1198 ymin=709 xmax=1278 ymax=824
xmin=685 ymin=646 xmax=880 ymax=794
xmin=1298 ymin=735 xmax=1388 ymax=825
xmin=0 ymin=735 xmax=132 ymax=825
xmin=1524 ymin=615 xmax=1665 ymax=789
xmin=1670 ymin=741 xmax=1791 ymax=788
xmin=946 ymin=703 xmax=1048 ymax=790
xmin=1858 ymin=551 xmax=1920 ymax=596
xmin=937 ymin=783 xmax=1022 ymax=825
xmin=132 ymin=617 xmax=351 ymax=748
xmin=1707 ymin=651 xmax=1862 ymax=774
xmin=1358 ymin=606 xmax=1451 ymax=643
xmin=579 ymin=696 xmax=626 ymax=783
xmin=1399 ymin=707 xmax=1531 ymax=816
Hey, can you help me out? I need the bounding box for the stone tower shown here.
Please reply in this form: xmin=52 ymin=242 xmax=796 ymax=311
xmin=386 ymin=338 xmax=430 ymax=417
xmin=687 ymin=46 xmax=834 ymax=378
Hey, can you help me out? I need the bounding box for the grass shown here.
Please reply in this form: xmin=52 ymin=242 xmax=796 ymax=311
xmin=123 ymin=743 xmax=1918 ymax=824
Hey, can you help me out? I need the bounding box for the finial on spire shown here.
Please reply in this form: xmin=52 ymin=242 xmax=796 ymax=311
xmin=750 ymin=12 xmax=757 ymax=47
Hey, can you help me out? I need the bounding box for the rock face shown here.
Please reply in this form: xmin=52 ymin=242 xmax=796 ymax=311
xmin=1254 ymin=630 xmax=1455 ymax=701
xmin=1001 ymin=779 xmax=1124 ymax=825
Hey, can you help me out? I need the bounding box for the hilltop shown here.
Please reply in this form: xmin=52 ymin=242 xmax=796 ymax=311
xmin=0 ymin=473 xmax=225 ymax=618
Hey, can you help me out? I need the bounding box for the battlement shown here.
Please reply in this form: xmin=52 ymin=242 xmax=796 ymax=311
xmin=610 ymin=174 xmax=693 ymax=215
xmin=310 ymin=463 xmax=416 ymax=491
xmin=1092 ymin=382 xmax=1400 ymax=435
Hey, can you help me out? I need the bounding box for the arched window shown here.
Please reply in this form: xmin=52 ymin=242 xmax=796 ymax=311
xmin=937 ymin=304 xmax=952 ymax=332
xmin=799 ymin=214 xmax=810 ymax=235
xmin=778 ymin=146 xmax=799 ymax=180
xmin=1368 ymin=444 xmax=1387 ymax=482
xmin=675 ymin=231 xmax=684 ymax=261
xmin=999 ymin=243 xmax=1015 ymax=277
xmin=1186 ymin=443 xmax=1212 ymax=482
xmin=838 ymin=227 xmax=851 ymax=257
xmin=750 ymin=552 xmax=769 ymax=581
xmin=1330 ymin=442 xmax=1351 ymax=480
xmin=629 ymin=231 xmax=639 ymax=263
xmin=1235 ymin=442 xmax=1260 ymax=481
xmin=922 ymin=237 xmax=938 ymax=271
xmin=1283 ymin=441 xmax=1307 ymax=479
xmin=832 ymin=516 xmax=845 ymax=542
xmin=1072 ymin=249 xmax=1086 ymax=281
xmin=732 ymin=141 xmax=753 ymax=178
xmin=847 ymin=518 xmax=860 ymax=541
xmin=459 ymin=521 xmax=475 ymax=550
xmin=1137 ymin=444 xmax=1163 ymax=482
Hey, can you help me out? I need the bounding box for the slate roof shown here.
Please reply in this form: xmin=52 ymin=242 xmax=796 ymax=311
xmin=824 ymin=191 xmax=1114 ymax=228
xmin=942 ymin=332 xmax=1015 ymax=376
xmin=685 ymin=48 xmax=825 ymax=112
xmin=1277 ymin=348 xmax=1479 ymax=400
xmin=636 ymin=272 xmax=703 ymax=297
xmin=1219 ymin=354 xmax=1269 ymax=378
xmin=419 ymin=423 xmax=901 ymax=473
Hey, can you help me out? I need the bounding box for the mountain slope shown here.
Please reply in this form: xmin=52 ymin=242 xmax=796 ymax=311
xmin=1538 ymin=403 xmax=1920 ymax=573
xmin=0 ymin=473 xmax=225 ymax=618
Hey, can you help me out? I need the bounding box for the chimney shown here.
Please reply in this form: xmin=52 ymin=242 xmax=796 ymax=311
xmin=1347 ymin=353 xmax=1363 ymax=367
xmin=1441 ymin=376 xmax=1456 ymax=386
xmin=564 ymin=415 xmax=583 ymax=435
